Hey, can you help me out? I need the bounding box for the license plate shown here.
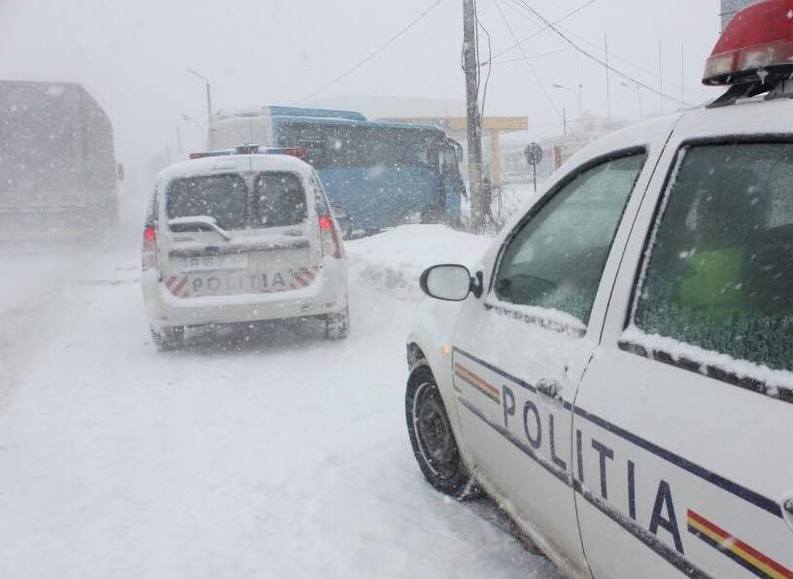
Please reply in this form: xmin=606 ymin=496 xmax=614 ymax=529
xmin=177 ymin=253 xmax=248 ymax=272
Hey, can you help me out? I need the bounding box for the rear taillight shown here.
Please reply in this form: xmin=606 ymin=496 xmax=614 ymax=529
xmin=142 ymin=225 xmax=157 ymax=270
xmin=319 ymin=214 xmax=343 ymax=259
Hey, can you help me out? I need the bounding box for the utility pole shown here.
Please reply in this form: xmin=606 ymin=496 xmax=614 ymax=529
xmin=658 ymin=42 xmax=664 ymax=114
xmin=680 ymin=43 xmax=685 ymax=109
xmin=175 ymin=125 xmax=183 ymax=156
xmin=462 ymin=0 xmax=484 ymax=231
xmin=562 ymin=108 xmax=567 ymax=136
xmin=205 ymin=83 xmax=212 ymax=128
xmin=187 ymin=68 xmax=212 ymax=145
xmin=604 ymin=35 xmax=611 ymax=120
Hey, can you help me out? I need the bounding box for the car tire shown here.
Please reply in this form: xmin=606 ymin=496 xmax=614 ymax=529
xmin=325 ymin=307 xmax=349 ymax=340
xmin=406 ymin=365 xmax=474 ymax=499
xmin=151 ymin=326 xmax=185 ymax=351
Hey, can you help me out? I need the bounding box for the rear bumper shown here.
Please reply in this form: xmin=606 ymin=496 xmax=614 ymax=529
xmin=142 ymin=260 xmax=348 ymax=328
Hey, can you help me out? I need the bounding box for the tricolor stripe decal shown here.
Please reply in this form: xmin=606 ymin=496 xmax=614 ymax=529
xmin=289 ymin=266 xmax=321 ymax=290
xmin=165 ymin=275 xmax=189 ymax=297
xmin=687 ymin=510 xmax=793 ymax=579
xmin=453 ymin=363 xmax=501 ymax=403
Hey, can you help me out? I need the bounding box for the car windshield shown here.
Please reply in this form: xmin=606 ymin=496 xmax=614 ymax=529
xmin=166 ymin=174 xmax=247 ymax=230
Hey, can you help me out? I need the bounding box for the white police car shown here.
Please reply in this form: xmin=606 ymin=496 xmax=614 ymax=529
xmin=405 ymin=2 xmax=793 ymax=577
xmin=142 ymin=148 xmax=349 ymax=350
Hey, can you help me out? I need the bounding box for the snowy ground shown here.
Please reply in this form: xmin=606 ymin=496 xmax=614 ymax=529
xmin=0 ymin=223 xmax=563 ymax=579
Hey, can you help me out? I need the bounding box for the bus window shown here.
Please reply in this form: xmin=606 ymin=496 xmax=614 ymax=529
xmin=278 ymin=122 xmax=435 ymax=169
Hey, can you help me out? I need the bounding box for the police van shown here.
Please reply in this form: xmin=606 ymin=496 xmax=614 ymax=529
xmin=142 ymin=148 xmax=349 ymax=350
xmin=405 ymin=2 xmax=793 ymax=577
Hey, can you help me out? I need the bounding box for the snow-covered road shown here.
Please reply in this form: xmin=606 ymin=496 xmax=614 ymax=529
xmin=0 ymin=226 xmax=562 ymax=579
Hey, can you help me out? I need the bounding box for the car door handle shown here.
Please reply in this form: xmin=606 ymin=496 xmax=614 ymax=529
xmin=783 ymin=497 xmax=793 ymax=532
xmin=536 ymin=378 xmax=562 ymax=402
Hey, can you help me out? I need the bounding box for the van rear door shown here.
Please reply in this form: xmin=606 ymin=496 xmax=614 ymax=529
xmin=160 ymin=168 xmax=319 ymax=298
xmin=161 ymin=172 xmax=252 ymax=298
xmin=247 ymin=170 xmax=322 ymax=293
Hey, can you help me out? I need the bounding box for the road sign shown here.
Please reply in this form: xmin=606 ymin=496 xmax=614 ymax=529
xmin=524 ymin=143 xmax=543 ymax=193
xmin=524 ymin=142 xmax=543 ymax=166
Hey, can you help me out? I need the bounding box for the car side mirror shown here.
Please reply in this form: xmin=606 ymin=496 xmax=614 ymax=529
xmin=332 ymin=205 xmax=348 ymax=220
xmin=420 ymin=264 xmax=483 ymax=302
xmin=447 ymin=138 xmax=464 ymax=164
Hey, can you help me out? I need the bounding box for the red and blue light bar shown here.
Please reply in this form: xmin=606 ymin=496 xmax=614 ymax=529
xmin=189 ymin=145 xmax=307 ymax=160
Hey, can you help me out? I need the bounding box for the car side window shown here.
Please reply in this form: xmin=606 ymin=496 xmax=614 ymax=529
xmin=494 ymin=152 xmax=646 ymax=325
xmin=633 ymin=142 xmax=793 ymax=374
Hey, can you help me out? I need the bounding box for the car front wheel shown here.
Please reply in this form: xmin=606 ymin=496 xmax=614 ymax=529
xmin=406 ymin=365 xmax=473 ymax=499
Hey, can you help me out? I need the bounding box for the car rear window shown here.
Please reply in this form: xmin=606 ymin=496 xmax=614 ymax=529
xmin=253 ymin=172 xmax=307 ymax=227
xmin=166 ymin=174 xmax=247 ymax=230
xmin=634 ymin=142 xmax=793 ymax=373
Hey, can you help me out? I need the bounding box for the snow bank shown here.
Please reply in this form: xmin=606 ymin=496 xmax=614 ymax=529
xmin=346 ymin=225 xmax=491 ymax=301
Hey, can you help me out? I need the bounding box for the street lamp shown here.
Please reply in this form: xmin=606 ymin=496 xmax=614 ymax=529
xmin=180 ymin=113 xmax=205 ymax=155
xmin=186 ymin=68 xmax=212 ymax=140
xmin=552 ymin=83 xmax=583 ymax=117
xmin=181 ymin=113 xmax=203 ymax=128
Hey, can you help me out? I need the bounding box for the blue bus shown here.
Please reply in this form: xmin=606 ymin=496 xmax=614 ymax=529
xmin=208 ymin=106 xmax=465 ymax=232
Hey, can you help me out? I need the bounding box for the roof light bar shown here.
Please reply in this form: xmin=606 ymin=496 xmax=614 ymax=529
xmin=704 ymin=0 xmax=793 ymax=86
xmin=188 ymin=145 xmax=308 ymax=160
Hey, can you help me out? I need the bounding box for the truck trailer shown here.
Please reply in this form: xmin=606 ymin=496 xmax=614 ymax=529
xmin=0 ymin=81 xmax=120 ymax=241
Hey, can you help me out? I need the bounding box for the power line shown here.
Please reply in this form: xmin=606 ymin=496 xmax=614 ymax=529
xmin=555 ymin=22 xmax=697 ymax=100
xmin=493 ymin=0 xmax=583 ymax=142
xmin=506 ymin=0 xmax=694 ymax=107
xmin=489 ymin=47 xmax=570 ymax=65
xmin=488 ymin=0 xmax=597 ymax=63
xmin=305 ymin=0 xmax=443 ymax=99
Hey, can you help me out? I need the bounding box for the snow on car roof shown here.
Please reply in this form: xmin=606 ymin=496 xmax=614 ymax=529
xmin=155 ymin=153 xmax=314 ymax=186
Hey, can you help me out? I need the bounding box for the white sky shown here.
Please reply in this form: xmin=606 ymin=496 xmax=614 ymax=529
xmin=0 ymin=0 xmax=722 ymax=189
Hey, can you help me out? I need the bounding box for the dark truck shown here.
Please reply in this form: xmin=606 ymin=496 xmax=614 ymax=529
xmin=0 ymin=81 xmax=120 ymax=241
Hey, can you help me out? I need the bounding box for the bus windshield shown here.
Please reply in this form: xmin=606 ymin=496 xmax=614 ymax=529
xmin=278 ymin=122 xmax=439 ymax=169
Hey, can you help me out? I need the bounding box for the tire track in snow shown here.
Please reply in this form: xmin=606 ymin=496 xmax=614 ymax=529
xmin=0 ymin=247 xmax=98 ymax=409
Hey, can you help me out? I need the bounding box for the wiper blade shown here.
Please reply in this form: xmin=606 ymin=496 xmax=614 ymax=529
xmin=168 ymin=216 xmax=231 ymax=241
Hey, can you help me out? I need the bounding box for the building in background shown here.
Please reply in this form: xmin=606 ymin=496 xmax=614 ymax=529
xmin=501 ymin=116 xmax=637 ymax=185
xmin=721 ymin=0 xmax=755 ymax=29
